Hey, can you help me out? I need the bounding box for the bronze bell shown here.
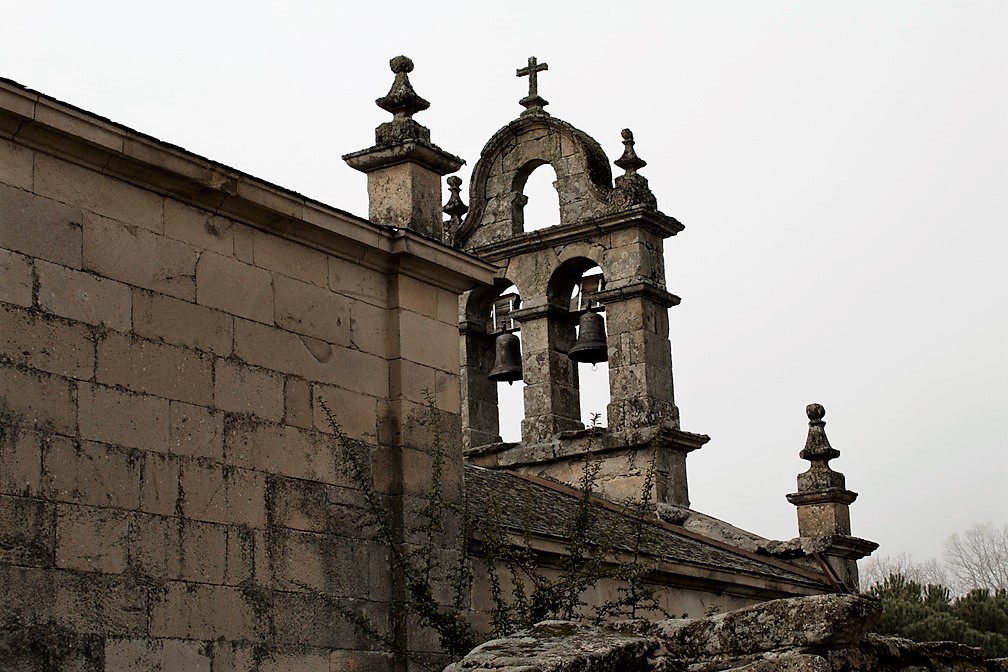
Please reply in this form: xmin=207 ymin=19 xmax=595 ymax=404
xmin=488 ymin=332 xmax=523 ymax=384
xmin=568 ymin=311 xmax=608 ymax=364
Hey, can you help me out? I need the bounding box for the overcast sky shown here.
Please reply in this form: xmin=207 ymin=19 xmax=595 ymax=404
xmin=4 ymin=1 xmax=1005 ymax=564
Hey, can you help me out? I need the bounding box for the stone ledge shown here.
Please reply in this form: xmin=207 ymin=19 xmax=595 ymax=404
xmin=0 ymin=78 xmax=495 ymax=293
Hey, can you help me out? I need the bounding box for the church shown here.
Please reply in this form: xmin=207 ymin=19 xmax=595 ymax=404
xmin=0 ymin=56 xmax=875 ymax=671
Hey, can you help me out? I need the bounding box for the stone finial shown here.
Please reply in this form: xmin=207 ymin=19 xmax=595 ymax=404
xmin=614 ymin=128 xmax=647 ymax=175
xmin=787 ymin=403 xmax=856 ymax=535
xmin=787 ymin=404 xmax=878 ymax=591
xmin=443 ymin=175 xmax=468 ymax=245
xmin=609 ymin=128 xmax=657 ymax=211
xmin=376 ymin=55 xmax=430 ymax=118
xmin=342 ymin=56 xmax=464 ymax=237
xmin=800 ymin=403 xmax=841 ymax=463
xmin=372 ymin=55 xmax=435 ymax=145
xmin=517 ymin=56 xmax=549 ymax=117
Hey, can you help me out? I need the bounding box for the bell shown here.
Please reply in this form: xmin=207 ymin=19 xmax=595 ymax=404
xmin=488 ymin=332 xmax=523 ymax=384
xmin=568 ymin=311 xmax=608 ymax=364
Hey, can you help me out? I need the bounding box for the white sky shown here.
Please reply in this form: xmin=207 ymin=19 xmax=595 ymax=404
xmin=4 ymin=1 xmax=1005 ymax=563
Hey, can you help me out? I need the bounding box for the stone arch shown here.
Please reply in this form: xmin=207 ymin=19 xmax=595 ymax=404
xmin=459 ymin=278 xmax=526 ymax=449
xmin=548 ymin=257 xmax=611 ymax=427
xmin=456 ymin=116 xmax=615 ymax=249
xmin=512 ymin=160 xmax=561 ymax=233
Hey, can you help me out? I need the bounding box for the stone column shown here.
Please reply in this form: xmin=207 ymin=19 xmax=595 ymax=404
xmin=512 ymin=303 xmax=583 ymax=444
xmin=459 ymin=315 xmax=500 ymax=449
xmin=597 ymin=283 xmax=680 ymax=431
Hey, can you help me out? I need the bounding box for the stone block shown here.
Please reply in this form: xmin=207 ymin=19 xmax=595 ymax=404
xmin=224 ymin=421 xmax=343 ymax=486
xmin=0 ymin=136 xmax=32 ymax=190
xmin=283 ymin=376 xmax=313 ymax=429
xmin=274 ymin=273 xmax=351 ymax=346
xmin=349 ymin=298 xmax=388 ymax=357
xmin=43 ymin=439 xmax=140 ymax=509
xmin=0 ymin=494 xmax=55 ymax=566
xmin=313 ymin=383 xmax=378 ymax=442
xmin=51 ymin=568 xmax=149 ymax=636
xmin=0 ymin=564 xmax=146 ymax=636
xmin=233 ymin=223 xmax=255 ymax=263
xmin=162 ymin=639 xmax=212 ymax=672
xmin=234 ymin=319 xmax=388 ymax=397
xmin=0 ymin=303 xmax=95 ymax=379
xmin=78 ymin=383 xmax=169 ymax=452
xmin=267 ymin=475 xmax=329 ymax=533
xmin=132 ymin=289 xmax=233 ymax=356
xmin=253 ymin=228 xmax=328 ymax=287
xmin=257 ymin=649 xmax=331 ymax=672
xmin=83 ymin=212 xmax=199 ymax=301
xmin=207 ymin=641 xmax=257 ymax=672
xmin=328 ymin=254 xmax=387 ymax=307
xmin=36 ymin=260 xmax=131 ymax=331
xmin=103 ymin=638 xmax=160 ymax=672
xmin=437 ymin=289 xmax=460 ymax=326
xmin=34 ymin=152 xmax=164 ymax=233
xmin=435 ymin=370 xmax=461 ymax=414
xmin=270 ymin=590 xmax=360 ymax=648
xmin=399 ymin=310 xmax=461 ymax=373
xmin=0 ymin=247 xmax=32 ymax=307
xmin=55 ymin=503 xmax=128 ymax=574
xmin=141 ymin=451 xmax=180 ymax=516
xmin=149 ymin=582 xmax=262 ymax=641
xmin=164 ymin=198 xmax=235 ymax=256
xmin=96 ymin=331 xmax=213 ymax=405
xmin=393 ymin=275 xmax=438 ymax=318
xmin=214 ymin=359 xmax=284 ymax=421
xmin=330 ymin=650 xmax=396 ymax=672
xmin=0 ymin=364 xmax=77 ymax=434
xmin=0 ymin=425 xmax=44 ymax=496
xmin=195 ymin=251 xmax=273 ymax=324
xmin=0 ymin=183 xmax=83 ymax=267
xmin=169 ymin=400 xmax=223 ymax=461
xmin=129 ymin=512 xmax=227 ymax=583
xmin=104 ymin=638 xmax=212 ymax=672
xmin=180 ymin=461 xmax=266 ymax=528
xmin=268 ymin=528 xmax=337 ymax=593
xmin=225 ymin=527 xmax=254 ymax=586
xmin=389 ymin=359 xmax=437 ymax=406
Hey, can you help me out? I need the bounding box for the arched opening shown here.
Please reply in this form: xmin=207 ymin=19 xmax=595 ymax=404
xmin=514 ymin=162 xmax=560 ymax=233
xmin=548 ymin=258 xmax=611 ymax=430
xmin=570 ymin=271 xmax=610 ymax=428
xmin=491 ymin=286 xmax=525 ymax=442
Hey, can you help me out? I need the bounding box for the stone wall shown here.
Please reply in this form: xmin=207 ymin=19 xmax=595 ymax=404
xmin=0 ymin=81 xmax=492 ymax=671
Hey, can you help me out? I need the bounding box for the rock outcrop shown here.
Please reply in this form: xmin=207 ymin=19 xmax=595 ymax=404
xmin=446 ymin=594 xmax=1008 ymax=672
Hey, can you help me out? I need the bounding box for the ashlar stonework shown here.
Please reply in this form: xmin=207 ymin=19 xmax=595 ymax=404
xmin=1 ymin=54 xmax=884 ymax=672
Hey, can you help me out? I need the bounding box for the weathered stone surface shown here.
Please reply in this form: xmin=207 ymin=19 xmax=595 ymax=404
xmin=447 ymin=595 xmax=1001 ymax=672
xmin=445 ymin=621 xmax=655 ymax=672
xmin=649 ymin=594 xmax=880 ymax=658
xmin=0 ymin=183 xmax=83 ymax=268
xmin=82 ymin=212 xmax=200 ymax=301
xmin=0 ymin=247 xmax=33 ymax=307
xmin=36 ymin=260 xmax=132 ymax=331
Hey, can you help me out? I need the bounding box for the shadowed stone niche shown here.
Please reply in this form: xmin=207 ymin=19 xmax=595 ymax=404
xmin=456 ymin=58 xmax=708 ymax=507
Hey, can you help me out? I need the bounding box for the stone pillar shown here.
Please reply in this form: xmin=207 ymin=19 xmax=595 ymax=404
xmin=787 ymin=404 xmax=878 ymax=591
xmin=343 ymin=55 xmax=463 ymax=239
xmin=597 ymin=283 xmax=680 ymax=431
xmin=512 ymin=303 xmax=583 ymax=444
xmin=459 ymin=314 xmax=500 ymax=449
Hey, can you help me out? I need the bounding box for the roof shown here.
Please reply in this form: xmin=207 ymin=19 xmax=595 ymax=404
xmin=464 ymin=464 xmax=831 ymax=592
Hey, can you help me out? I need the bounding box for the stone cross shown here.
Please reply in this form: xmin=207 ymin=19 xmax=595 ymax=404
xmin=516 ymin=56 xmax=549 ymax=115
xmin=517 ymin=56 xmax=548 ymax=98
